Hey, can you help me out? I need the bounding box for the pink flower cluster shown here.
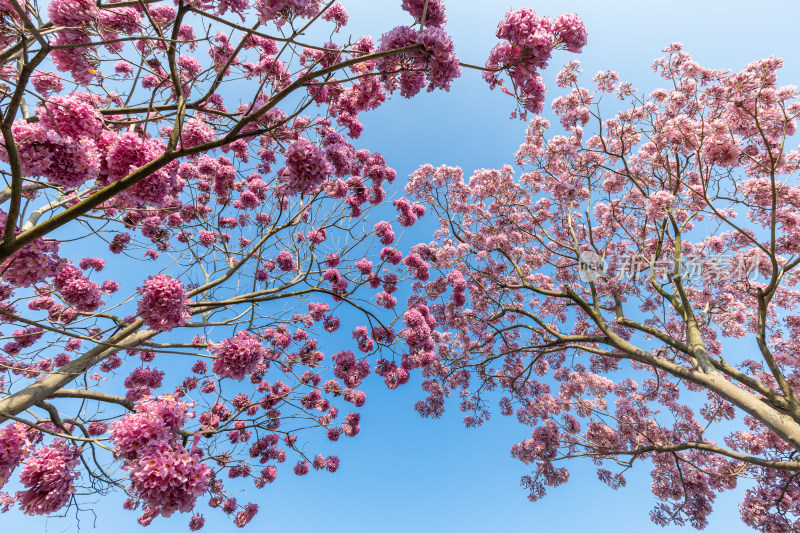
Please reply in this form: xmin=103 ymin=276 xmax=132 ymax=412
xmin=403 ymin=252 xmax=430 ymax=281
xmin=4 ymin=327 xmax=45 ymax=355
xmin=53 ymin=263 xmax=103 ymax=312
xmin=644 ymin=191 xmax=675 ymax=221
xmin=401 ymin=303 xmax=436 ymax=352
xmin=275 ymin=250 xmax=296 ymax=271
xmin=0 ymin=424 xmax=35 ymax=490
xmin=484 ymin=9 xmax=587 ymax=117
xmin=125 ymin=443 xmax=212 ymax=517
xmin=393 ymin=197 xmax=425 ymax=226
xmin=342 ymin=412 xmax=360 ymax=437
xmin=254 ymin=0 xmax=321 ymax=23
xmin=553 ymin=13 xmax=588 ymax=53
xmin=1 ymin=120 xmax=100 ymax=188
xmin=401 ymin=0 xmax=446 ymax=28
xmin=124 ymin=367 xmax=165 ymax=402
xmin=322 ymin=268 xmax=349 ymax=299
xmin=36 ymin=94 xmax=104 ymax=139
xmin=375 ymin=358 xmax=410 ymax=389
xmin=280 ymin=137 xmax=332 ymax=195
xmin=331 ymin=350 xmax=370 ymax=388
xmin=234 ymin=502 xmax=259 ymax=527
xmin=101 ymin=132 xmax=180 ymax=207
xmin=47 ymin=0 xmax=98 ymax=27
xmin=448 ymin=270 xmax=467 ymax=306
xmin=211 ymin=330 xmax=266 ymax=380
xmin=380 ymin=247 xmax=403 ymax=265
xmin=377 ymin=26 xmax=461 ymax=98
xmin=47 ymin=0 xmax=101 ymax=85
xmin=0 ymin=225 xmax=61 ymax=288
xmin=321 ymin=2 xmax=348 ymax=31
xmin=110 ymin=396 xmax=187 ymax=459
xmin=352 ymin=326 xmax=374 ymax=353
xmin=374 ymin=221 xmax=395 ymax=245
xmin=312 ymin=454 xmax=340 ymax=472
xmin=110 ymin=396 xmax=210 ymax=517
xmin=181 ymin=117 xmax=217 ymax=149
xmin=110 ymin=232 xmax=131 ymax=254
xmin=15 ymin=441 xmax=82 ymax=516
xmin=136 ymin=274 xmax=191 ymax=332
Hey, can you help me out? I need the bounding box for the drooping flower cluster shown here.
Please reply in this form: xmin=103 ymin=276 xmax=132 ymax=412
xmin=280 ymin=137 xmax=333 ymax=195
xmin=124 ymin=367 xmax=166 ymax=401
xmin=403 ymin=252 xmax=430 ymax=281
xmin=211 ymin=330 xmax=267 ymax=380
xmin=374 ymin=221 xmax=395 ymax=245
xmin=377 ymin=25 xmax=461 ymax=98
xmin=53 ymin=263 xmax=104 ymax=312
xmin=254 ymin=0 xmax=322 ymax=23
xmin=110 ymin=396 xmax=211 ymax=517
xmin=47 ymin=0 xmax=100 ymax=85
xmin=401 ymin=0 xmax=446 ymax=28
xmin=393 ymin=197 xmax=425 ymax=227
xmin=0 ymin=424 xmax=35 ymax=490
xmin=110 ymin=395 xmax=188 ymax=460
xmin=126 ymin=442 xmax=212 ymax=517
xmin=400 ymin=303 xmax=435 ymax=353
xmin=484 ymin=8 xmax=587 ymax=117
xmin=15 ymin=441 xmax=82 ymax=516
xmin=136 ymin=274 xmax=191 ymax=332
xmin=321 ymin=2 xmax=348 ymax=31
xmin=331 ymin=350 xmax=370 ymax=388
xmin=1 ymin=120 xmax=101 ymax=188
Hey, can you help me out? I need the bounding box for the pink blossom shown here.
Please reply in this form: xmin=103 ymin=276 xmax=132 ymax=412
xmin=293 ymin=460 xmax=310 ymax=476
xmin=47 ymin=0 xmax=98 ymax=27
xmin=374 ymin=220 xmax=395 ymax=245
xmin=280 ymin=137 xmax=332 ymax=195
xmin=321 ymin=2 xmax=348 ymax=31
xmin=325 ymin=253 xmax=340 ymax=267
xmin=110 ymin=232 xmax=131 ymax=254
xmin=331 ymin=350 xmax=370 ymax=388
xmin=0 ymin=424 xmax=34 ymax=490
xmin=15 ymin=442 xmax=82 ymax=516
xmin=181 ymin=117 xmax=216 ymax=149
xmin=553 ymin=13 xmax=588 ymax=53
xmin=211 ymin=331 xmax=266 ymax=381
xmin=78 ymin=257 xmax=105 ymax=271
xmin=53 ymin=263 xmax=103 ymax=312
xmin=254 ymin=0 xmax=322 ymax=23
xmin=189 ymin=514 xmax=206 ymax=530
xmin=380 ymin=247 xmax=403 ymax=265
xmin=401 ymin=0 xmax=446 ymax=27
xmin=30 ymin=72 xmax=63 ymax=96
xmin=1 ymin=120 xmax=100 ymax=188
xmin=136 ymin=274 xmax=191 ymax=332
xmin=126 ymin=443 xmax=212 ymax=517
xmin=377 ymin=26 xmax=460 ymax=98
xmin=645 ymin=191 xmax=675 ymax=221
xmin=275 ymin=250 xmax=296 ymax=271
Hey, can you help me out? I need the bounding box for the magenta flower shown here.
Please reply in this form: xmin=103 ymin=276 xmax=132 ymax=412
xmin=136 ymin=274 xmax=191 ymax=332
xmin=211 ymin=330 xmax=266 ymax=381
xmin=15 ymin=442 xmax=82 ymax=516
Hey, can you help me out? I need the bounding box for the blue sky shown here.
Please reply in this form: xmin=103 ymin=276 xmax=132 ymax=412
xmin=5 ymin=1 xmax=800 ymax=531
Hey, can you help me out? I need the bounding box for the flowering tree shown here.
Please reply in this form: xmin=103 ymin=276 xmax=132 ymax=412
xmin=0 ymin=0 xmax=587 ymax=528
xmin=406 ymin=45 xmax=800 ymax=531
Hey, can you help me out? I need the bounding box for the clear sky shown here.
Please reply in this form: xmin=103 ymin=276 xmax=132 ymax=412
xmin=5 ymin=1 xmax=800 ymax=531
